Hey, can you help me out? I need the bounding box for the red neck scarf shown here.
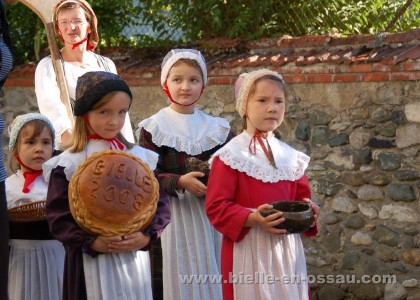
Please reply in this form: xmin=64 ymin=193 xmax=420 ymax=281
xmin=249 ymin=130 xmax=277 ymax=169
xmin=87 ymin=133 xmax=125 ymax=150
xmin=163 ymin=82 xmax=204 ymax=107
xmin=15 ymin=155 xmax=43 ymax=193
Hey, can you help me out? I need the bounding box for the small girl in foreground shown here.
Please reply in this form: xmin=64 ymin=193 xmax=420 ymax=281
xmin=205 ymin=69 xmax=320 ymax=300
xmin=44 ymin=71 xmax=171 ymax=300
xmin=6 ymin=113 xmax=65 ymax=299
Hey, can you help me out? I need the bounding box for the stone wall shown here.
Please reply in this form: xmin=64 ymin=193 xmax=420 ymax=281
xmin=1 ymin=30 xmax=419 ymax=299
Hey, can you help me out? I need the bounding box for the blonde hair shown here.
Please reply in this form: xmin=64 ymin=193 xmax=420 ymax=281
xmin=68 ymin=92 xmax=133 ymax=152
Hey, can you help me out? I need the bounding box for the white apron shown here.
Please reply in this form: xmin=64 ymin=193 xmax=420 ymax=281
xmin=232 ymin=227 xmax=309 ymax=300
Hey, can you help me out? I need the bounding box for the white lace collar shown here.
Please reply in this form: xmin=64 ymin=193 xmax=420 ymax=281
xmin=136 ymin=107 xmax=230 ymax=155
xmin=209 ymin=131 xmax=310 ymax=183
xmin=43 ymin=140 xmax=158 ymax=182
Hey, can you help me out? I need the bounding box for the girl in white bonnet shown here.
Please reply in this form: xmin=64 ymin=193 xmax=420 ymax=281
xmin=6 ymin=113 xmax=65 ymax=299
xmin=137 ymin=48 xmax=234 ymax=299
xmin=205 ymin=69 xmax=320 ymax=300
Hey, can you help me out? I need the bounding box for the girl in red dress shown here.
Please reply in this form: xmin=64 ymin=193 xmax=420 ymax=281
xmin=205 ymin=69 xmax=320 ymax=300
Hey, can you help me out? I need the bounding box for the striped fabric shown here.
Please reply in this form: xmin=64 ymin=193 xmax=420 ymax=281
xmin=0 ymin=114 xmax=6 ymax=182
xmin=0 ymin=37 xmax=13 ymax=82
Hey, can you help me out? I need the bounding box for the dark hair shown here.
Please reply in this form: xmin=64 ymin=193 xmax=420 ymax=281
xmin=9 ymin=120 xmax=54 ymax=172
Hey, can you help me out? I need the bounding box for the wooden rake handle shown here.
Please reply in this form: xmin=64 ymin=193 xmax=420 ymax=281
xmin=18 ymin=0 xmax=74 ymax=127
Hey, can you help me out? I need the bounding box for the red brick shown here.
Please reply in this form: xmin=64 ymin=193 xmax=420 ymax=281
xmin=4 ymin=78 xmax=34 ymax=87
xmin=372 ymin=63 xmax=391 ymax=72
xmin=333 ymin=74 xmax=360 ymax=82
xmin=329 ymin=34 xmax=376 ymax=47
xmin=208 ymin=77 xmax=233 ymax=85
xmin=363 ymin=72 xmax=390 ymax=82
xmin=302 ymin=65 xmax=341 ymax=74
xmin=401 ymin=61 xmax=420 ymax=71
xmin=307 ymin=74 xmax=333 ymax=83
xmin=391 ymin=72 xmax=420 ymax=81
xmin=283 ymin=75 xmax=306 ymax=83
xmin=346 ymin=64 xmax=373 ymax=73
xmin=393 ymin=46 xmax=420 ymax=64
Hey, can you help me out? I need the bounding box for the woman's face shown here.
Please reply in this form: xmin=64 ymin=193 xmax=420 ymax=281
xmin=245 ymin=79 xmax=286 ymax=136
xmin=57 ymin=6 xmax=90 ymax=46
xmin=166 ymin=61 xmax=204 ymax=113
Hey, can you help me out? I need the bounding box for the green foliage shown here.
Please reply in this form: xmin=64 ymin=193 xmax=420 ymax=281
xmin=4 ymin=0 xmax=420 ymax=65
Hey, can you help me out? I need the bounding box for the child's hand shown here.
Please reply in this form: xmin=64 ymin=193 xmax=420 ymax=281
xmin=91 ymin=235 xmax=122 ymax=253
xmin=178 ymin=171 xmax=207 ymax=197
xmin=246 ymin=204 xmax=288 ymax=235
xmin=302 ymin=198 xmax=320 ymax=227
xmin=108 ymin=232 xmax=151 ymax=253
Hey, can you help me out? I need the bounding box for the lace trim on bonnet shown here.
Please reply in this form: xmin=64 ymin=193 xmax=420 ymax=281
xmin=43 ymin=141 xmax=158 ymax=182
xmin=137 ymin=107 xmax=230 ymax=155
xmin=209 ymin=132 xmax=310 ymax=183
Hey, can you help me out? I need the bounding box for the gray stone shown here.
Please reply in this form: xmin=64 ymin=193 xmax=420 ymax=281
xmin=328 ymin=133 xmax=349 ymax=147
xmin=323 ymin=230 xmax=342 ymax=252
xmin=331 ymin=196 xmax=357 ymax=213
xmin=391 ymin=110 xmax=407 ymax=124
xmin=317 ymin=286 xmax=345 ymax=300
xmin=376 ymin=245 xmax=399 ymax=262
xmin=368 ymin=137 xmax=396 ymax=148
xmin=358 ymin=203 xmax=378 ymax=219
xmin=371 ymin=107 xmax=391 ymax=123
xmin=406 ymin=294 xmax=420 ymax=300
xmin=323 ymin=213 xmax=340 ymax=225
xmin=325 ymin=152 xmax=355 ymax=170
xmin=349 ymin=128 xmax=371 ymax=149
xmin=374 ymin=224 xmax=400 ymax=247
xmin=384 ymin=283 xmax=407 ymax=300
xmin=405 ymin=102 xmax=420 ymax=123
xmin=396 ymin=124 xmax=420 ymax=148
xmin=306 ymin=256 xmax=329 ymax=267
xmin=364 ymin=256 xmax=390 ymax=276
xmin=351 ymin=231 xmax=373 ymax=245
xmin=295 ymin=120 xmax=310 ymax=141
xmin=349 ymin=283 xmax=383 ymax=300
xmin=310 ymin=110 xmax=333 ymax=125
xmin=374 ymin=152 xmax=401 ymax=171
xmin=340 ymin=171 xmax=365 ymax=186
xmin=386 ymin=184 xmax=417 ymax=202
xmin=361 ymin=248 xmax=375 ymax=255
xmin=379 ymin=204 xmax=419 ymax=223
xmin=364 ymin=171 xmax=392 ymax=186
xmin=313 ymin=177 xmax=342 ymax=196
xmin=357 ymin=185 xmax=384 ymax=201
xmin=354 ymin=148 xmax=372 ymax=165
xmin=402 ymin=279 xmax=420 ymax=288
xmin=394 ymin=169 xmax=420 ymax=181
xmin=345 ymin=214 xmax=366 ymax=229
xmin=392 ymin=262 xmax=407 ymax=273
xmin=375 ymin=123 xmax=397 ymax=137
xmin=311 ymin=126 xmax=330 ymax=146
xmin=342 ymin=250 xmax=361 ymax=270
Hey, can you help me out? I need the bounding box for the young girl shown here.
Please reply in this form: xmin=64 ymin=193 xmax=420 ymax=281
xmin=35 ymin=0 xmax=134 ymax=148
xmin=205 ymin=69 xmax=320 ymax=300
xmin=137 ymin=49 xmax=234 ymax=299
xmin=6 ymin=113 xmax=65 ymax=299
xmin=43 ymin=71 xmax=171 ymax=300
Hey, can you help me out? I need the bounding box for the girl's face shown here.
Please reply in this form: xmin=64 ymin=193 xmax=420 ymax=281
xmin=87 ymin=91 xmax=130 ymax=139
xmin=245 ymin=79 xmax=286 ymax=136
xmin=166 ymin=61 xmax=203 ymax=113
xmin=57 ymin=6 xmax=90 ymax=46
xmin=17 ymin=126 xmax=54 ymax=172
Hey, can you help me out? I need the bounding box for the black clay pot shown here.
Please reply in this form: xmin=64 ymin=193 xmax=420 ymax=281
xmin=260 ymin=201 xmax=314 ymax=233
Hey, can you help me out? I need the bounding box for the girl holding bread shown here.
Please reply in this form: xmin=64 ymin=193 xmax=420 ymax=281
xmin=44 ymin=71 xmax=170 ymax=300
xmin=205 ymin=69 xmax=320 ymax=300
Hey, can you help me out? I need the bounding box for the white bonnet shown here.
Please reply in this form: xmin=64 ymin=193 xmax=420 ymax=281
xmin=160 ymin=49 xmax=207 ymax=86
xmin=235 ymin=69 xmax=284 ymax=118
xmin=8 ymin=113 xmax=55 ymax=150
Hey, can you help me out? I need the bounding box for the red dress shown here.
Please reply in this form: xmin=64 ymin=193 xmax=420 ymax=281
xmin=205 ymin=132 xmax=318 ymax=300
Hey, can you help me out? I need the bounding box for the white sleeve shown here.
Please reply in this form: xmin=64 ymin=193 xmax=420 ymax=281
xmin=104 ymin=56 xmax=135 ymax=143
xmin=34 ymin=57 xmax=73 ymax=147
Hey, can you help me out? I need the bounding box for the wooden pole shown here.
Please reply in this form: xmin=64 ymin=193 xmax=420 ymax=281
xmin=18 ymin=0 xmax=74 ymax=127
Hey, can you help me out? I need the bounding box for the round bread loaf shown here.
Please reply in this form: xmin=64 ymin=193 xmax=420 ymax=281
xmin=69 ymin=150 xmax=159 ymax=236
